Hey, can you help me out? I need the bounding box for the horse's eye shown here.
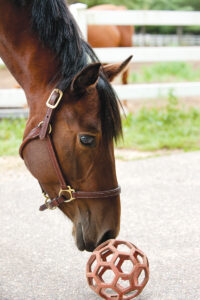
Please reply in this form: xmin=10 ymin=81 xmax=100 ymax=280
xmin=79 ymin=135 xmax=96 ymax=147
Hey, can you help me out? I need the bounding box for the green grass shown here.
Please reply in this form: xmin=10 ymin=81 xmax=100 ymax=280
xmin=0 ymin=65 xmax=6 ymax=70
xmin=130 ymin=62 xmax=200 ymax=83
xmin=117 ymin=93 xmax=200 ymax=151
xmin=0 ymin=118 xmax=26 ymax=155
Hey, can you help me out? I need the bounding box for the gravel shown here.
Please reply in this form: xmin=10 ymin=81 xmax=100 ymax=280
xmin=0 ymin=152 xmax=200 ymax=300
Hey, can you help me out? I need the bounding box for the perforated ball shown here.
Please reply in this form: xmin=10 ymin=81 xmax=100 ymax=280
xmin=86 ymin=239 xmax=149 ymax=300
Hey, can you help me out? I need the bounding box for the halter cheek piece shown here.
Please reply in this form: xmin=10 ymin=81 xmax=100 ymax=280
xmin=19 ymin=89 xmax=121 ymax=211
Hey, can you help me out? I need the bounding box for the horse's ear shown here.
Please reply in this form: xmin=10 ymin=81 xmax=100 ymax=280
xmin=71 ymin=63 xmax=101 ymax=93
xmin=102 ymin=55 xmax=133 ymax=82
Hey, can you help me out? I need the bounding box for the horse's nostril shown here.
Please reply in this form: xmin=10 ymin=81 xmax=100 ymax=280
xmin=97 ymin=230 xmax=116 ymax=247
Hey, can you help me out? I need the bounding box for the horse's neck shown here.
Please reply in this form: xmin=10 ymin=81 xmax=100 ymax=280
xmin=0 ymin=2 xmax=59 ymax=116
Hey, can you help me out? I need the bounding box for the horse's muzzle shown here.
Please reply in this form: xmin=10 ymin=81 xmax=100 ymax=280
xmin=75 ymin=223 xmax=116 ymax=252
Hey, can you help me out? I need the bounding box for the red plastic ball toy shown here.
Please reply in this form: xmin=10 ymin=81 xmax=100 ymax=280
xmin=86 ymin=239 xmax=149 ymax=300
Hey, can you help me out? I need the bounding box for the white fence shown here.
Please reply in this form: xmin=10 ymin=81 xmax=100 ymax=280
xmin=85 ymin=9 xmax=200 ymax=26
xmin=134 ymin=34 xmax=200 ymax=46
xmin=1 ymin=46 xmax=200 ymax=64
xmin=94 ymin=46 xmax=200 ymax=63
xmin=70 ymin=5 xmax=200 ymax=101
xmin=1 ymin=7 xmax=200 ymax=113
xmin=1 ymin=82 xmax=200 ymax=108
xmin=70 ymin=5 xmax=200 ymax=38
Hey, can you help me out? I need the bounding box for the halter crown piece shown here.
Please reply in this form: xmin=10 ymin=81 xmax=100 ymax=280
xmin=19 ymin=89 xmax=121 ymax=211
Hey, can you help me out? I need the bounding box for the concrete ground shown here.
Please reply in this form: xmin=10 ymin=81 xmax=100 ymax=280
xmin=0 ymin=152 xmax=200 ymax=300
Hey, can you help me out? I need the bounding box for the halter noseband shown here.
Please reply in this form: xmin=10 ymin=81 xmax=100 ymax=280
xmin=19 ymin=89 xmax=121 ymax=211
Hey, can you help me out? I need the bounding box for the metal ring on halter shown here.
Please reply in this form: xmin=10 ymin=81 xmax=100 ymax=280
xmin=37 ymin=121 xmax=52 ymax=134
xmin=43 ymin=193 xmax=57 ymax=210
xmin=59 ymin=186 xmax=75 ymax=203
xmin=45 ymin=198 xmax=57 ymax=210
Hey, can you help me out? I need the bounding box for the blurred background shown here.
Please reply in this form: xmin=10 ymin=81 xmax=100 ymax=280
xmin=1 ymin=0 xmax=200 ymax=157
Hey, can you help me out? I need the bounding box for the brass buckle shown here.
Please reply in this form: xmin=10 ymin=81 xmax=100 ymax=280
xmin=43 ymin=192 xmax=56 ymax=210
xmin=37 ymin=121 xmax=52 ymax=134
xmin=59 ymin=186 xmax=75 ymax=203
xmin=46 ymin=88 xmax=63 ymax=109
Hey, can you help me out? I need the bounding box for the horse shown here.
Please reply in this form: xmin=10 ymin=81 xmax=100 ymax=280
xmin=0 ymin=0 xmax=132 ymax=252
xmin=88 ymin=4 xmax=134 ymax=84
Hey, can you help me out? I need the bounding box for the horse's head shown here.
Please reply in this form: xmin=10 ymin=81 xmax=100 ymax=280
xmin=22 ymin=57 xmax=131 ymax=251
xmin=0 ymin=0 xmax=133 ymax=252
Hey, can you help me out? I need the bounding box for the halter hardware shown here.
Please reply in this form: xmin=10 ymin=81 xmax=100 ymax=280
xmin=59 ymin=186 xmax=75 ymax=203
xmin=38 ymin=121 xmax=52 ymax=134
xmin=19 ymin=87 xmax=121 ymax=212
xmin=46 ymin=88 xmax=63 ymax=109
xmin=43 ymin=192 xmax=57 ymax=210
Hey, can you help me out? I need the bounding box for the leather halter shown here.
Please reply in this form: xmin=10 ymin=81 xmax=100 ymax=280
xmin=19 ymin=89 xmax=121 ymax=211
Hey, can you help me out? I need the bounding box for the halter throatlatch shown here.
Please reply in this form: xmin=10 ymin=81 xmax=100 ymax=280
xmin=19 ymin=88 xmax=121 ymax=211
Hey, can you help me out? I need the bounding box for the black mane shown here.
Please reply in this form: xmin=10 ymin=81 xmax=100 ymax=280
xmin=13 ymin=0 xmax=122 ymax=141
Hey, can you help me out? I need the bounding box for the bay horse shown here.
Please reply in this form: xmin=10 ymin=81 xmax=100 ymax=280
xmin=88 ymin=4 xmax=134 ymax=84
xmin=0 ymin=0 xmax=132 ymax=252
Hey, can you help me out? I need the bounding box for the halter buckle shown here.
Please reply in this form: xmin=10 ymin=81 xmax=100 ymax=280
xmin=59 ymin=186 xmax=75 ymax=203
xmin=46 ymin=89 xmax=63 ymax=109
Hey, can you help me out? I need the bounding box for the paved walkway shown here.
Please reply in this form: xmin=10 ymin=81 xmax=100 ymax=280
xmin=0 ymin=152 xmax=200 ymax=300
